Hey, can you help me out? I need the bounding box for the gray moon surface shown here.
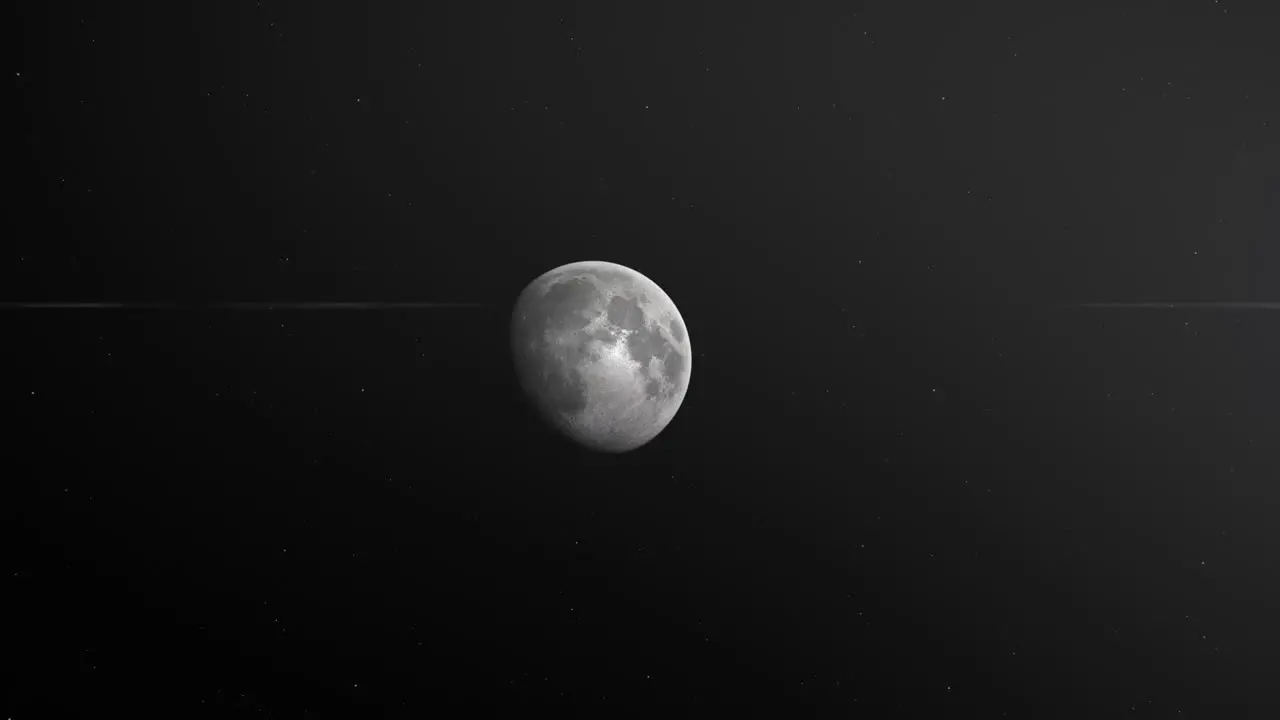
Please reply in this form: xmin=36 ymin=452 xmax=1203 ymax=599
xmin=510 ymin=261 xmax=692 ymax=453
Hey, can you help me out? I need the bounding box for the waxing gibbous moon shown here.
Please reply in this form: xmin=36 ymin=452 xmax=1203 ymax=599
xmin=510 ymin=261 xmax=692 ymax=453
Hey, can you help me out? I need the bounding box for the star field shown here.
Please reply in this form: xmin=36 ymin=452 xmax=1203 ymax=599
xmin=8 ymin=0 xmax=1279 ymax=716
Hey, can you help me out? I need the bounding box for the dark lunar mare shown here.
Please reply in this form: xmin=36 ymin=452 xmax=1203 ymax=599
xmin=609 ymin=292 xmax=683 ymax=401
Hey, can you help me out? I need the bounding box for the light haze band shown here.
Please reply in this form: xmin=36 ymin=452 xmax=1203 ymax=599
xmin=4 ymin=301 xmax=1275 ymax=310
xmin=0 ymin=302 xmax=486 ymax=309
xmin=1068 ymin=302 xmax=1280 ymax=310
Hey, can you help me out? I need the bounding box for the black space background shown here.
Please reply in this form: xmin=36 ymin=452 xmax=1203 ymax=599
xmin=8 ymin=0 xmax=1279 ymax=717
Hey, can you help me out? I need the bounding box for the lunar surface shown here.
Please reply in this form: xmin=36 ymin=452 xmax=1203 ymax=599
xmin=510 ymin=261 xmax=692 ymax=453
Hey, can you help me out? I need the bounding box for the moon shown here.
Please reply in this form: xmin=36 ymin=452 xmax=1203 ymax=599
xmin=510 ymin=261 xmax=692 ymax=453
